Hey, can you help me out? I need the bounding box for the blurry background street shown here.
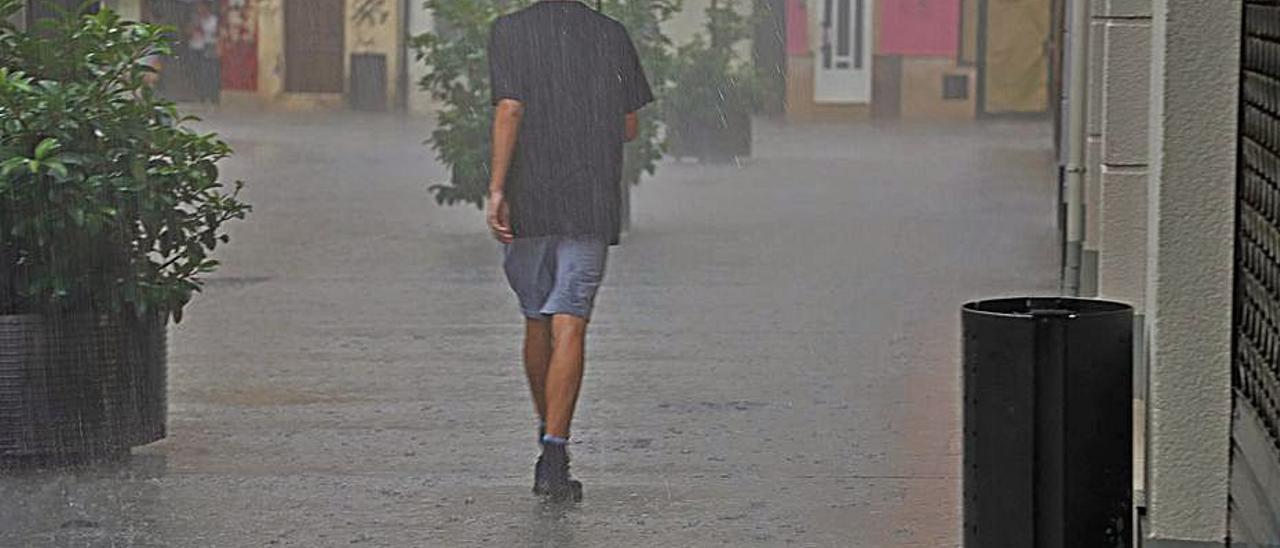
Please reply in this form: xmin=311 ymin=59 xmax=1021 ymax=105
xmin=0 ymin=111 xmax=1058 ymax=546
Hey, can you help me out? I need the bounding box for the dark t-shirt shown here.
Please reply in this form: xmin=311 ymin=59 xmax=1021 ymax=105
xmin=489 ymin=1 xmax=654 ymax=245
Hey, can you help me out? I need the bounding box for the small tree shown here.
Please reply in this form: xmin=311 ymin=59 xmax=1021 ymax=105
xmin=411 ymin=0 xmax=678 ymax=208
xmin=665 ymin=0 xmax=763 ymax=161
xmin=0 ymin=1 xmax=250 ymax=321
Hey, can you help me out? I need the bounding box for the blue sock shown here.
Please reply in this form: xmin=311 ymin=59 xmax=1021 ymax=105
xmin=541 ymin=434 xmax=568 ymax=446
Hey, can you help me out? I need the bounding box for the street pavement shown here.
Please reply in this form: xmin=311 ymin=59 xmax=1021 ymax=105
xmin=0 ymin=111 xmax=1059 ymax=547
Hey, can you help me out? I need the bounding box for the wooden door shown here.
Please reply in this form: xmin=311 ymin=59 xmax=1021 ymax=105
xmin=285 ymin=0 xmax=344 ymax=93
xmin=979 ymin=0 xmax=1051 ymax=114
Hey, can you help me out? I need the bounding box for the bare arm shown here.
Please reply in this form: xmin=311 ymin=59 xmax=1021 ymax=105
xmin=490 ymin=99 xmax=525 ymax=195
xmin=625 ymin=112 xmax=640 ymax=142
xmin=487 ymin=99 xmax=524 ymax=243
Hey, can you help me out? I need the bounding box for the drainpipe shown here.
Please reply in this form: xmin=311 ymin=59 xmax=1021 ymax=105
xmin=1061 ymin=0 xmax=1090 ymax=296
xmin=401 ymin=0 xmax=411 ymax=111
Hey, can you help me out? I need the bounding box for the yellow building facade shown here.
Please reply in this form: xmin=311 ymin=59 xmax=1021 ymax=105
xmin=255 ymin=0 xmax=405 ymax=110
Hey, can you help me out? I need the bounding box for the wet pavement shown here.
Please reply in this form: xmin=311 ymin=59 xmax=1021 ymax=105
xmin=0 ymin=111 xmax=1058 ymax=547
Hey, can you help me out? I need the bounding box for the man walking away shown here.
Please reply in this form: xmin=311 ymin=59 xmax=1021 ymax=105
xmin=486 ymin=0 xmax=654 ymax=503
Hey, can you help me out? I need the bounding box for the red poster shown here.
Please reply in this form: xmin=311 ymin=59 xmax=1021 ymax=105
xmin=220 ymin=0 xmax=258 ymax=91
xmin=879 ymin=0 xmax=960 ymax=57
xmin=786 ymin=0 xmax=810 ymax=56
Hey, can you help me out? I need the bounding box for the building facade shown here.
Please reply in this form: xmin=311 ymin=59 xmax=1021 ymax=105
xmin=1077 ymin=0 xmax=1280 ymax=544
xmin=85 ymin=0 xmax=1057 ymax=121
xmin=255 ymin=0 xmax=406 ymax=110
xmin=779 ymin=0 xmax=1056 ymax=122
xmin=99 ymin=0 xmax=407 ymax=110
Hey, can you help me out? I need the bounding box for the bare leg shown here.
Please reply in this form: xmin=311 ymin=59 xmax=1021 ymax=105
xmin=523 ymin=318 xmax=553 ymax=423
xmin=544 ymin=314 xmax=588 ymax=439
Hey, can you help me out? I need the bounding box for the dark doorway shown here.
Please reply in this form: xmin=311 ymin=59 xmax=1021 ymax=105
xmin=285 ymin=0 xmax=344 ymax=93
xmin=871 ymin=55 xmax=902 ymax=119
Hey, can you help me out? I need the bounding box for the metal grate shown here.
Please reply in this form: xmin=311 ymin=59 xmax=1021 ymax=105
xmin=1235 ymin=0 xmax=1280 ymax=457
xmin=944 ymin=74 xmax=970 ymax=100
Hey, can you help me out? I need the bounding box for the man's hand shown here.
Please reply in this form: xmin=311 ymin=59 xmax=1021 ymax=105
xmin=625 ymin=112 xmax=640 ymax=142
xmin=487 ymin=191 xmax=514 ymax=244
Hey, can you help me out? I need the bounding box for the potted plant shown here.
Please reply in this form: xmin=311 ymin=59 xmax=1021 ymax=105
xmin=0 ymin=2 xmax=250 ymax=459
xmin=411 ymin=0 xmax=676 ymax=211
xmin=666 ymin=0 xmax=761 ymax=163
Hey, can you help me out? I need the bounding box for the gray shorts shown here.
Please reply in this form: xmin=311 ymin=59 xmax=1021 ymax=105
xmin=503 ymin=235 xmax=609 ymax=320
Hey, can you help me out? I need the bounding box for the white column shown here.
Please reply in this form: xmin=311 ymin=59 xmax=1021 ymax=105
xmin=1096 ymin=0 xmax=1150 ymax=312
xmin=1142 ymin=0 xmax=1239 ymax=543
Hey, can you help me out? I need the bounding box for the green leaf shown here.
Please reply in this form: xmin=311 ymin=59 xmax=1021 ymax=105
xmin=32 ymin=138 xmax=58 ymax=161
xmin=45 ymin=161 xmax=69 ymax=181
xmin=0 ymin=157 xmax=27 ymax=177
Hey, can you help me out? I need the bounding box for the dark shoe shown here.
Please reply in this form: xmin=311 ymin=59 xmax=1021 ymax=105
xmin=532 ymin=425 xmax=549 ymax=494
xmin=532 ymin=454 xmax=550 ymax=495
xmin=538 ymin=443 xmax=583 ymax=503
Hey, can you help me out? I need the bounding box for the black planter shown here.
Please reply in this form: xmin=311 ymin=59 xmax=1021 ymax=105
xmin=667 ymin=106 xmax=753 ymax=163
xmin=0 ymin=313 xmax=167 ymax=458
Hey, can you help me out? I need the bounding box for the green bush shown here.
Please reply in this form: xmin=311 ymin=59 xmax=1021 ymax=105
xmin=666 ymin=0 xmax=763 ymax=134
xmin=0 ymin=1 xmax=250 ymax=322
xmin=412 ymin=0 xmax=678 ymax=208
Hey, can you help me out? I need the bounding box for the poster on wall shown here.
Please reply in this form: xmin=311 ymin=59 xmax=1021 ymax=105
xmin=787 ymin=0 xmax=809 ymax=56
xmin=983 ymin=0 xmax=1049 ymax=113
xmin=221 ymin=0 xmax=258 ymax=91
xmin=878 ymin=0 xmax=960 ymax=57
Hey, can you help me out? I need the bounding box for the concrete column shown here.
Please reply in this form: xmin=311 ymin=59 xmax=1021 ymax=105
xmin=1095 ymin=0 xmax=1149 ymax=312
xmin=406 ymin=1 xmax=437 ymax=115
xmin=256 ymin=0 xmax=284 ymax=99
xmin=1142 ymin=0 xmax=1239 ymax=543
xmin=1094 ymin=0 xmax=1153 ymax=421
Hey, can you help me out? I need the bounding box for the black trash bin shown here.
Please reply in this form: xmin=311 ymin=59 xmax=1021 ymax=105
xmin=349 ymin=53 xmax=387 ymax=112
xmin=962 ymin=297 xmax=1132 ymax=548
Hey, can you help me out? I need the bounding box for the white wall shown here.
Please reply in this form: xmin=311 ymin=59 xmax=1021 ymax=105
xmin=666 ymin=0 xmax=711 ymax=45
xmin=664 ymin=0 xmax=754 ymax=65
xmin=103 ymin=0 xmax=141 ymax=21
xmin=1142 ymin=0 xmax=1238 ymax=543
xmin=1094 ymin=0 xmax=1150 ymax=313
xmin=1089 ymin=0 xmax=1246 ymax=544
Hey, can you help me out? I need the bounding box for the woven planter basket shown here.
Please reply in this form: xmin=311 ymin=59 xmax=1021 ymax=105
xmin=0 ymin=313 xmax=166 ymax=458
